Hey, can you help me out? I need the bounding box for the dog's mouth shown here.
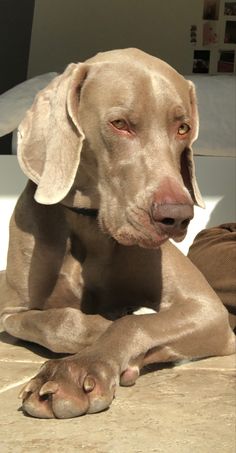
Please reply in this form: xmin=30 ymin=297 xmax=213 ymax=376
xmin=113 ymin=227 xmax=169 ymax=248
xmin=126 ymin=209 xmax=170 ymax=248
xmin=100 ymin=207 xmax=173 ymax=248
xmin=99 ymin=204 xmax=190 ymax=248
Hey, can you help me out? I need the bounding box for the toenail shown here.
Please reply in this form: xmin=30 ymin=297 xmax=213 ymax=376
xmin=83 ymin=376 xmax=96 ymax=393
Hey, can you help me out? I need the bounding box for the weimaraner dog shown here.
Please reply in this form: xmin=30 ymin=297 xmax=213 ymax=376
xmin=0 ymin=49 xmax=234 ymax=419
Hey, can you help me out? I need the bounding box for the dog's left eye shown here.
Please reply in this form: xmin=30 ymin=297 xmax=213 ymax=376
xmin=178 ymin=123 xmax=191 ymax=136
xmin=110 ymin=119 xmax=130 ymax=131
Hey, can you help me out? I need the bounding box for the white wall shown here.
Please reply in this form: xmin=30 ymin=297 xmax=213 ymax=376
xmin=28 ymin=0 xmax=203 ymax=77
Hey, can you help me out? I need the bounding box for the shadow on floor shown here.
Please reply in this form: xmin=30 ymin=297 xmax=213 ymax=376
xmin=0 ymin=331 xmax=66 ymax=359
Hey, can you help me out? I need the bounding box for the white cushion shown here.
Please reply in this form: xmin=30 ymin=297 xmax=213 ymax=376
xmin=188 ymin=75 xmax=236 ymax=157
xmin=0 ymin=73 xmax=57 ymax=138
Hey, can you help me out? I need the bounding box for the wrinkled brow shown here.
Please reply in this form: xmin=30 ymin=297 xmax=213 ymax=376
xmin=172 ymin=106 xmax=190 ymax=122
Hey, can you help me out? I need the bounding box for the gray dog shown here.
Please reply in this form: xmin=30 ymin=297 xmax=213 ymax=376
xmin=0 ymin=49 xmax=234 ymax=419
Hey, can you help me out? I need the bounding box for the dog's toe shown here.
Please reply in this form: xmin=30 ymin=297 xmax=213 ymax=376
xmin=20 ymin=376 xmax=90 ymax=419
xmin=120 ymin=365 xmax=140 ymax=386
xmin=19 ymin=355 xmax=117 ymax=418
xmin=20 ymin=378 xmax=55 ymax=418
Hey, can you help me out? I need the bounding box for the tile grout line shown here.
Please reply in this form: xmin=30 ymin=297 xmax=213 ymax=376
xmin=0 ymin=375 xmax=36 ymax=394
xmin=0 ymin=359 xmax=44 ymax=363
xmin=175 ymin=367 xmax=236 ymax=371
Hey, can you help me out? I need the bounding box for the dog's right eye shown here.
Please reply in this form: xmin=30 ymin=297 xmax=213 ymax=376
xmin=110 ymin=119 xmax=130 ymax=131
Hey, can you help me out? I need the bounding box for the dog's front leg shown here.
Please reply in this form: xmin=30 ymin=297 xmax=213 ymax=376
xmin=2 ymin=307 xmax=112 ymax=353
xmin=19 ymin=297 xmax=235 ymax=419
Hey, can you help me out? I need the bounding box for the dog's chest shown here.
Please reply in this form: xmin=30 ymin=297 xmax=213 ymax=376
xmin=72 ymin=235 xmax=163 ymax=316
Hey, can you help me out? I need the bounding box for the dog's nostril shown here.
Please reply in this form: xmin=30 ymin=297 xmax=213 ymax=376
xmin=151 ymin=203 xmax=193 ymax=233
xmin=181 ymin=219 xmax=190 ymax=229
xmin=161 ymin=218 xmax=175 ymax=226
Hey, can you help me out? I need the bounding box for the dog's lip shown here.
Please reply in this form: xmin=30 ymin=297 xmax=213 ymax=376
xmin=128 ymin=211 xmax=189 ymax=245
xmin=136 ymin=236 xmax=168 ymax=248
xmin=168 ymin=230 xmax=188 ymax=243
xmin=113 ymin=227 xmax=169 ymax=248
xmin=126 ymin=212 xmax=169 ymax=245
xmin=101 ymin=210 xmax=169 ymax=248
xmin=115 ymin=234 xmax=168 ymax=248
xmin=100 ymin=210 xmax=174 ymax=248
xmin=129 ymin=228 xmax=188 ymax=248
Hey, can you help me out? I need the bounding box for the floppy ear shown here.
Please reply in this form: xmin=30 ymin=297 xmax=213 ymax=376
xmin=17 ymin=63 xmax=87 ymax=204
xmin=181 ymin=81 xmax=205 ymax=209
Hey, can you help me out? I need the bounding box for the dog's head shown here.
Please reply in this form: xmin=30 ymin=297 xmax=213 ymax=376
xmin=18 ymin=48 xmax=204 ymax=248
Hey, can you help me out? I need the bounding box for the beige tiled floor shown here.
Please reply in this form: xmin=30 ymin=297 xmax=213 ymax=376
xmin=0 ymin=330 xmax=235 ymax=453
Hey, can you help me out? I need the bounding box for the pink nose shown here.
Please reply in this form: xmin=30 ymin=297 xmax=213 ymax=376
xmin=150 ymin=178 xmax=194 ymax=237
xmin=151 ymin=202 xmax=193 ymax=236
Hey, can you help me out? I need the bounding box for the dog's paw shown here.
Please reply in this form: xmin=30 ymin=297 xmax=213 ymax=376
xmin=19 ymin=354 xmax=118 ymax=419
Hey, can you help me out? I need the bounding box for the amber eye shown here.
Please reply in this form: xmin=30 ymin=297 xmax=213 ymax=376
xmin=110 ymin=119 xmax=129 ymax=131
xmin=178 ymin=123 xmax=191 ymax=136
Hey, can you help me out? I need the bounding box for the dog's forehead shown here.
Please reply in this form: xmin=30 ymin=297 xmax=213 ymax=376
xmin=83 ymin=50 xmax=190 ymax=110
xmin=86 ymin=48 xmax=185 ymax=83
xmin=86 ymin=48 xmax=174 ymax=73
